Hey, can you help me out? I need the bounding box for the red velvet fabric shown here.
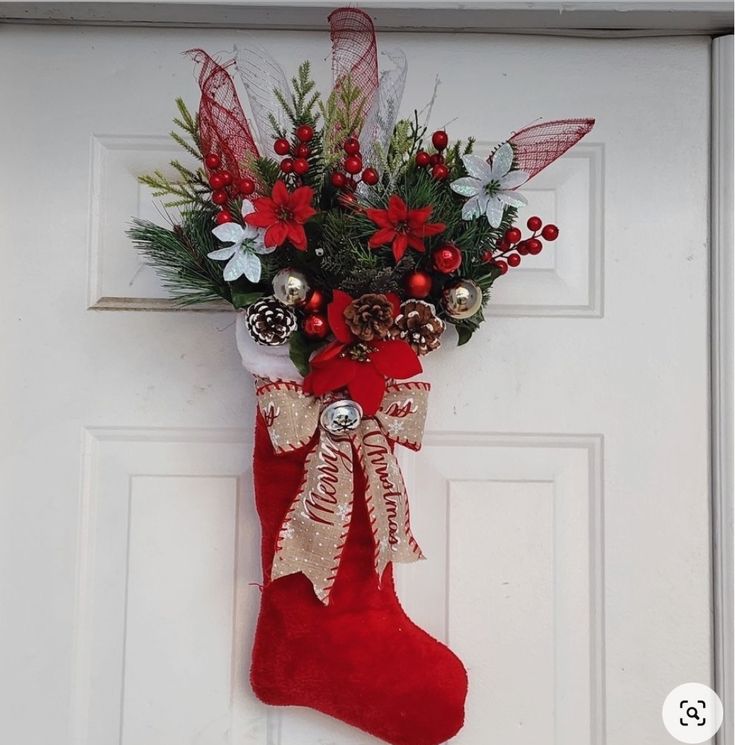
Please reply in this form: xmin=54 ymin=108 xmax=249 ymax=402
xmin=250 ymin=413 xmax=468 ymax=745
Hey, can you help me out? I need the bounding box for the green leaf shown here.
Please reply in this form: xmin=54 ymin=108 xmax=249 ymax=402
xmin=231 ymin=290 xmax=264 ymax=309
xmin=289 ymin=332 xmax=323 ymax=376
xmin=456 ymin=324 xmax=477 ymax=346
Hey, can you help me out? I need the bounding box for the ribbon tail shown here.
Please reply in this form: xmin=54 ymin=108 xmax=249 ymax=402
xmin=270 ymin=434 xmax=354 ymax=604
xmin=357 ymin=425 xmax=424 ymax=581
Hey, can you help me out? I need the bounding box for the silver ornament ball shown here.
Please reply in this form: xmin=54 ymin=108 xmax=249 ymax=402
xmin=272 ymin=268 xmax=310 ymax=306
xmin=320 ymin=399 xmax=363 ymax=436
xmin=442 ymin=279 xmax=483 ymax=320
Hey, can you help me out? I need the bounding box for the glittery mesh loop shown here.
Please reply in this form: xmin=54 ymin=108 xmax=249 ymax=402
xmin=508 ymin=118 xmax=595 ymax=180
xmin=186 ymin=48 xmax=260 ymax=182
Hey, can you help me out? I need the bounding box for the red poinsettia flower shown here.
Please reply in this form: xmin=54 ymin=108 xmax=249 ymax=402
xmin=303 ymin=290 xmax=422 ymax=415
xmin=245 ymin=180 xmax=316 ymax=251
xmin=366 ymin=194 xmax=445 ymax=262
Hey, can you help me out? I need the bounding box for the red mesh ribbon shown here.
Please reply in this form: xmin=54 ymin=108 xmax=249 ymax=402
xmin=508 ymin=118 xmax=595 ymax=180
xmin=328 ymin=7 xmax=379 ymax=137
xmin=186 ymin=49 xmax=259 ymax=182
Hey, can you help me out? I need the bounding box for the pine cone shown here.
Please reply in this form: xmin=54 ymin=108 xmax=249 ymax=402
xmin=245 ymin=296 xmax=297 ymax=346
xmin=392 ymin=300 xmax=445 ymax=356
xmin=344 ymin=293 xmax=395 ymax=341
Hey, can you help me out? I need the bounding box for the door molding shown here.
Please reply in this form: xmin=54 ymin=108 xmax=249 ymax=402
xmin=711 ymin=34 xmax=733 ymax=745
xmin=0 ymin=1 xmax=732 ymax=35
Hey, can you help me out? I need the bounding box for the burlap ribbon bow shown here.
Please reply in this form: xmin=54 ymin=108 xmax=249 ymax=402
xmin=255 ymin=378 xmax=430 ymax=604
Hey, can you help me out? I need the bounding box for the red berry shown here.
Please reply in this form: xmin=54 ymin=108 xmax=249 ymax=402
xmin=204 ymin=153 xmax=221 ymax=169
xmin=280 ymin=158 xmax=294 ymax=173
xmin=303 ymin=289 xmax=326 ymax=313
xmin=239 ymin=177 xmax=256 ymax=195
xmin=344 ymin=155 xmax=362 ymax=174
xmin=405 ymin=270 xmax=432 ymax=299
xmin=432 ymin=130 xmax=449 ymax=150
xmin=432 ymin=163 xmax=449 ymax=180
xmin=361 ymin=167 xmax=379 ymax=186
xmin=505 ymin=227 xmax=522 ymax=244
xmin=211 ymin=189 xmax=228 ymax=206
xmin=274 ymin=138 xmax=290 ymax=156
xmin=527 ymin=216 xmax=543 ymax=232
xmin=215 ymin=210 xmax=233 ymax=225
xmin=541 ymin=224 xmax=559 ymax=241
xmin=295 ymin=144 xmax=310 ymax=158
xmin=482 ymin=250 xmax=495 ymax=263
xmin=415 ymin=151 xmax=431 ymax=168
xmin=516 ymin=241 xmax=529 ymax=256
xmin=494 ymin=259 xmax=509 ymax=275
xmin=507 ymin=253 xmax=521 ymax=267
xmin=296 ymin=124 xmax=314 ymax=142
xmin=343 ymin=137 xmax=360 ymax=156
xmin=527 ymin=238 xmax=543 ymax=255
xmin=302 ymin=313 xmax=330 ymax=340
xmin=429 ymin=153 xmax=444 ymax=166
xmin=293 ymin=158 xmax=309 ymax=175
xmin=220 ymin=170 xmax=233 ymax=187
xmin=330 ymin=172 xmax=347 ymax=188
xmin=498 ymin=237 xmax=511 ymax=251
xmin=433 ymin=244 xmax=462 ymax=273
xmin=209 ymin=172 xmax=226 ymax=190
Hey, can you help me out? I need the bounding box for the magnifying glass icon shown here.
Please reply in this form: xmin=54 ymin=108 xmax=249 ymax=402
xmin=687 ymin=706 xmax=700 ymax=721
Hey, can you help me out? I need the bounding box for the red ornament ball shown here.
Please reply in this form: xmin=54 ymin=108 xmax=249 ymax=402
xmin=432 ymin=163 xmax=449 ymax=180
xmin=343 ymin=137 xmax=361 ymax=156
xmin=295 ymin=144 xmax=310 ymax=158
xmin=209 ymin=172 xmax=226 ymax=190
xmin=516 ymin=241 xmax=529 ymax=256
xmin=429 ymin=153 xmax=444 ymax=166
xmin=361 ymin=167 xmax=379 ymax=186
xmin=280 ymin=157 xmax=294 ymax=174
xmin=204 ymin=153 xmax=221 ymax=169
xmin=239 ymin=177 xmax=256 ymax=195
xmin=344 ymin=155 xmax=363 ymax=174
xmin=405 ymin=270 xmax=433 ymax=299
xmin=415 ymin=151 xmax=431 ymax=168
xmin=431 ymin=130 xmax=449 ymax=150
xmin=303 ymin=289 xmax=326 ymax=313
xmin=211 ymin=189 xmax=228 ymax=206
xmin=293 ymin=158 xmax=310 ymax=175
xmin=274 ymin=138 xmax=291 ymax=156
xmin=296 ymin=124 xmax=314 ymax=142
xmin=541 ymin=224 xmax=559 ymax=241
xmin=527 ymin=215 xmax=543 ymax=232
xmin=215 ymin=210 xmax=233 ymax=225
xmin=507 ymin=253 xmax=521 ymax=268
xmin=433 ymin=244 xmax=462 ymax=274
xmin=302 ymin=313 xmax=330 ymax=340
xmin=494 ymin=259 xmax=509 ymax=275
xmin=505 ymin=227 xmax=522 ymax=244
xmin=330 ymin=172 xmax=347 ymax=189
xmin=527 ymin=238 xmax=543 ymax=255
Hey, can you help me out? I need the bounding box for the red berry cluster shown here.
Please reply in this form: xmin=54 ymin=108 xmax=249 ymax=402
xmin=274 ymin=124 xmax=314 ymax=177
xmin=483 ymin=216 xmax=559 ymax=274
xmin=205 ymin=152 xmax=256 ymax=225
xmin=330 ymin=137 xmax=379 ymax=191
xmin=415 ymin=130 xmax=450 ymax=181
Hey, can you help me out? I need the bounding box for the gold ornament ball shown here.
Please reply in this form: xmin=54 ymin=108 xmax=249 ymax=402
xmin=272 ymin=268 xmax=310 ymax=306
xmin=442 ymin=279 xmax=483 ymax=320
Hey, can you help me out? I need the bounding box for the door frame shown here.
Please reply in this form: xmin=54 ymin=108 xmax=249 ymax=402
xmin=2 ymin=2 xmax=731 ymax=741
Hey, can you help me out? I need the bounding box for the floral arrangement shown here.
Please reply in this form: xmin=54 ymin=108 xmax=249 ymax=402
xmin=130 ymin=13 xmax=593 ymax=416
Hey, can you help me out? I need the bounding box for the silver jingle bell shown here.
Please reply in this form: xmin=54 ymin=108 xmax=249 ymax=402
xmin=320 ymin=399 xmax=363 ymax=437
xmin=442 ymin=278 xmax=483 ymax=320
xmin=272 ymin=267 xmax=310 ymax=306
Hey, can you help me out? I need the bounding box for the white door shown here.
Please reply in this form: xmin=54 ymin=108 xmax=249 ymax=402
xmin=1 ymin=25 xmax=712 ymax=745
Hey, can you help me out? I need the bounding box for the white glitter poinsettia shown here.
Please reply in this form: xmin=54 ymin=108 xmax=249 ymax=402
xmin=208 ymin=200 xmax=273 ymax=283
xmin=450 ymin=142 xmax=528 ymax=227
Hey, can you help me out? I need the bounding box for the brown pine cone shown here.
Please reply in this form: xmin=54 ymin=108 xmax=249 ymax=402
xmin=344 ymin=293 xmax=395 ymax=341
xmin=392 ymin=300 xmax=445 ymax=356
xmin=245 ymin=296 xmax=297 ymax=346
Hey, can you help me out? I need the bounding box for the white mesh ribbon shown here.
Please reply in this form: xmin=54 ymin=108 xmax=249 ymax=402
xmin=235 ymin=40 xmax=292 ymax=151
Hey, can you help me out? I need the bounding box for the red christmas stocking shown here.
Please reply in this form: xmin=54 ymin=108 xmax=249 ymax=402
xmin=249 ymin=410 xmax=468 ymax=745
